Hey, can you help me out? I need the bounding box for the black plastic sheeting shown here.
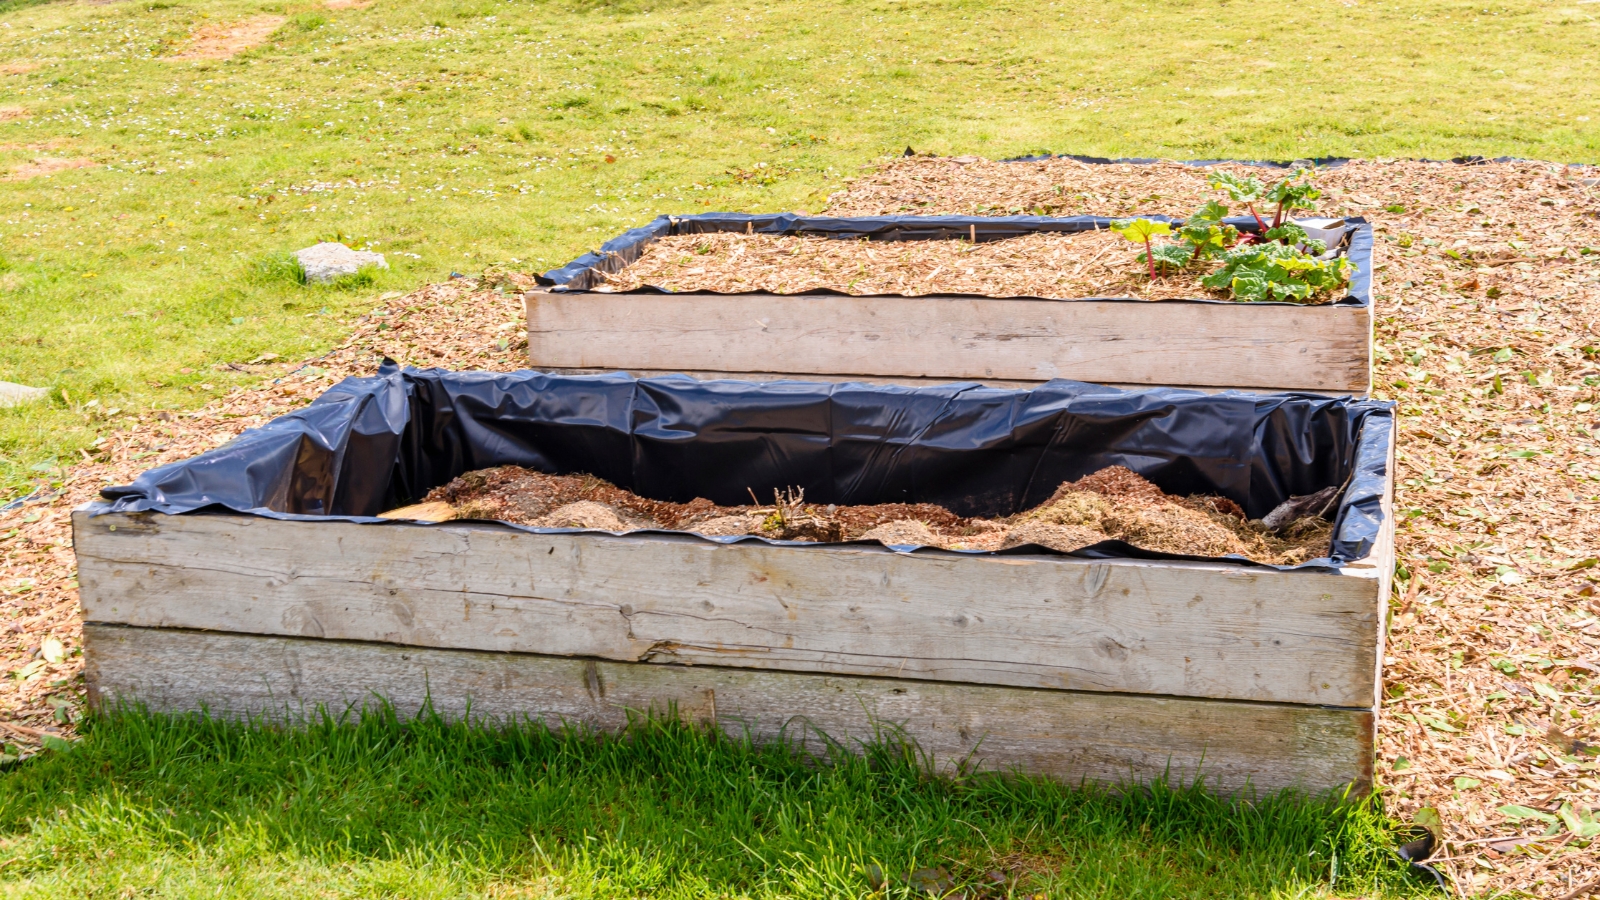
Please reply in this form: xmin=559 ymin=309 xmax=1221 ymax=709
xmin=997 ymin=150 xmax=1596 ymax=169
xmin=97 ymin=365 xmax=1394 ymax=571
xmin=538 ymin=212 xmax=1374 ymax=308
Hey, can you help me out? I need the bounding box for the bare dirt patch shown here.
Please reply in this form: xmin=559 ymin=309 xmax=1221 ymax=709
xmin=325 ymin=0 xmax=373 ymax=9
xmin=171 ymin=15 xmax=286 ymax=61
xmin=405 ymin=464 xmax=1331 ymax=563
xmin=0 ymin=62 xmax=39 ymax=76
xmin=0 ymin=107 xmax=29 ymax=123
xmin=3 ymin=157 xmax=95 ymax=181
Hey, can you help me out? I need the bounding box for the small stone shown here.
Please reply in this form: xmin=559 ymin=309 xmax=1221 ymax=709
xmin=0 ymin=381 xmax=49 ymax=409
xmin=293 ymin=242 xmax=388 ymax=284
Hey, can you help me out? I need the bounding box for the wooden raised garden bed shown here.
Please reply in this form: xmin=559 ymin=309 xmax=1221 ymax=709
xmin=75 ymin=369 xmax=1395 ymax=795
xmin=527 ymin=213 xmax=1375 ymax=394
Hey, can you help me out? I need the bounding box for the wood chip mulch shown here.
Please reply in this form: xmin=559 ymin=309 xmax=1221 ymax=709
xmin=2 ymin=155 xmax=1599 ymax=897
xmin=597 ymin=229 xmax=1330 ymax=302
xmin=0 ymin=275 xmax=530 ymax=757
xmin=827 ymin=154 xmax=1600 ymax=899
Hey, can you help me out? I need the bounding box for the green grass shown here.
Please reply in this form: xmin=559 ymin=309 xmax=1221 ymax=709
xmin=0 ymin=705 xmax=1427 ymax=898
xmin=1 ymin=0 xmax=1599 ymax=495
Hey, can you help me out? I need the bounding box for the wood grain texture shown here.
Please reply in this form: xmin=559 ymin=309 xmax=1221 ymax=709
xmin=524 ymin=291 xmax=1372 ymax=393
xmin=519 ymin=366 xmax=1351 ymax=397
xmin=75 ymin=510 xmax=1382 ymax=707
xmin=83 ymin=624 xmax=1374 ymax=795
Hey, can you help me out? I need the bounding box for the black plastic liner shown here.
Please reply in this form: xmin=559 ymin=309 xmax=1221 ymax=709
xmin=98 ymin=365 xmax=1394 ymax=571
xmin=997 ymin=150 xmax=1596 ymax=169
xmin=539 ymin=212 xmax=1373 ymax=308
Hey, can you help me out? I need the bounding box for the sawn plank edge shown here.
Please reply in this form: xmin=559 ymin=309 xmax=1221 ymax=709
xmin=82 ymin=623 xmax=1375 ymax=796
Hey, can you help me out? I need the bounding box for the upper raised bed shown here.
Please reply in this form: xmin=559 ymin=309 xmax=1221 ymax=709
xmin=528 ymin=213 xmax=1375 ymax=394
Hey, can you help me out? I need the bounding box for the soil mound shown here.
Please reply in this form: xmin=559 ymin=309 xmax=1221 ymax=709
xmin=410 ymin=464 xmax=1333 ymax=564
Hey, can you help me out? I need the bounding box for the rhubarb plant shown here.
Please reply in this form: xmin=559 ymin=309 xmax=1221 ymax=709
xmin=1201 ymin=242 xmax=1352 ymax=303
xmin=1263 ymin=170 xmax=1322 ymax=228
xmin=1206 ymin=172 xmax=1269 ymax=232
xmin=1114 ymin=169 xmax=1350 ymax=303
xmin=1177 ymin=200 xmax=1240 ymax=263
xmin=1207 ymin=169 xmax=1323 ymax=239
xmin=1110 ymin=218 xmax=1172 ymax=279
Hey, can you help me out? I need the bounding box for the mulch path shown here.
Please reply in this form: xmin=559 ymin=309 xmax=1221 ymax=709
xmin=2 ymin=156 xmax=1598 ymax=896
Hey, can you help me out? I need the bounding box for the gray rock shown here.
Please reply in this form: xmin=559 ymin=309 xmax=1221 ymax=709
xmin=0 ymin=381 xmax=49 ymax=409
xmin=293 ymin=242 xmax=387 ymax=284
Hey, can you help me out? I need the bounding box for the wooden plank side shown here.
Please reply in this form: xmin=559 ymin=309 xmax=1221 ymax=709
xmin=75 ymin=511 xmax=1382 ymax=707
xmin=525 ymin=291 xmax=1372 ymax=393
xmin=521 ymin=366 xmax=1352 ymax=397
xmin=83 ymin=624 xmax=1374 ymax=795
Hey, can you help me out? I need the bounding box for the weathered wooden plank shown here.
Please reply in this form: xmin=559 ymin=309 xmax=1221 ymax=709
xmin=520 ymin=366 xmax=1351 ymax=397
xmin=524 ymin=291 xmax=1372 ymax=393
xmin=83 ymin=624 xmax=1374 ymax=795
xmin=75 ymin=510 xmax=1382 ymax=707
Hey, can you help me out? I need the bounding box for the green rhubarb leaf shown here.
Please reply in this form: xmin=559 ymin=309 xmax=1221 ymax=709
xmin=1207 ymin=171 xmax=1265 ymax=203
xmin=1178 ymin=224 xmax=1239 ymax=260
xmin=1142 ymin=243 xmax=1193 ymax=273
xmin=1185 ymin=199 xmax=1231 ymax=228
xmin=1228 ymin=269 xmax=1271 ymax=302
xmin=1264 ymin=223 xmax=1311 ymax=246
xmin=1109 ymin=218 xmax=1171 ymax=243
xmin=1265 ymin=170 xmax=1322 ymax=214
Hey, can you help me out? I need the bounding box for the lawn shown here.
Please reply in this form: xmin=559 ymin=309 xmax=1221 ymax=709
xmin=0 ymin=706 xmax=1424 ymax=899
xmin=0 ymin=0 xmax=1598 ymax=494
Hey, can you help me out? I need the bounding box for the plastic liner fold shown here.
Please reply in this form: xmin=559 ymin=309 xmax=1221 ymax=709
xmin=538 ymin=212 xmax=1372 ymax=308
xmin=99 ymin=365 xmax=1394 ymax=571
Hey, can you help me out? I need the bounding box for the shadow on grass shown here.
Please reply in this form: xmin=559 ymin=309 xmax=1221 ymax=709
xmin=0 ymin=701 xmax=1436 ymax=898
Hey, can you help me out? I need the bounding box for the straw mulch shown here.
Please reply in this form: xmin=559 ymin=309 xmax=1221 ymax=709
xmin=598 ymin=228 xmax=1308 ymax=302
xmin=411 ymin=463 xmax=1328 ymax=563
xmin=827 ymin=155 xmax=1600 ymax=900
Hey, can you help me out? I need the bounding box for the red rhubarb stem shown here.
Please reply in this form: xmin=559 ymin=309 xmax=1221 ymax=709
xmin=1145 ymin=237 xmax=1156 ymax=280
xmin=1247 ymin=203 xmax=1269 ymax=234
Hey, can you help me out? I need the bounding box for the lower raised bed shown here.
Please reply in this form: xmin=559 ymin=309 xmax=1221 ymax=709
xmin=528 ymin=213 xmax=1375 ymax=394
xmin=75 ymin=368 xmax=1395 ymax=794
